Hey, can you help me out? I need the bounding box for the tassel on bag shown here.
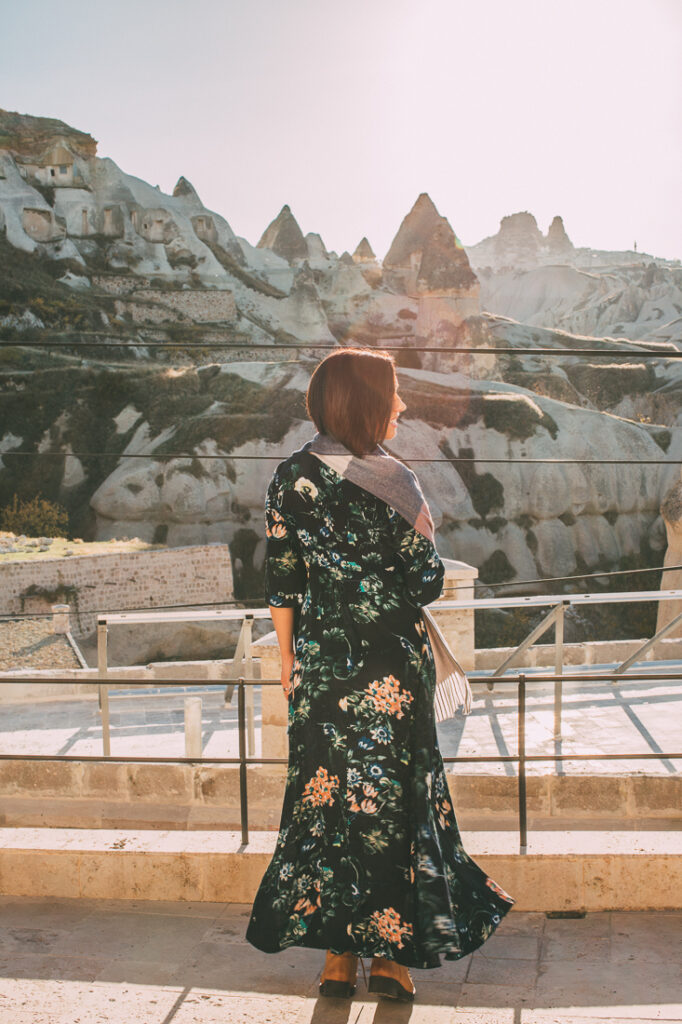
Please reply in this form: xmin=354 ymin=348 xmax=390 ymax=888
xmin=422 ymin=608 xmax=472 ymax=721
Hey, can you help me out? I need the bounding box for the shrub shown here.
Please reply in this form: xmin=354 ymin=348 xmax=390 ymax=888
xmin=0 ymin=493 xmax=69 ymax=537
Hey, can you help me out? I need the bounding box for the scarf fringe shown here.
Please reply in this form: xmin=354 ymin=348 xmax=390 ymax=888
xmin=434 ymin=670 xmax=472 ymax=721
xmin=422 ymin=607 xmax=472 ymax=721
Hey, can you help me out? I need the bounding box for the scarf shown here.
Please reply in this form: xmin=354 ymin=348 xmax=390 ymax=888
xmin=304 ymin=432 xmax=472 ymax=718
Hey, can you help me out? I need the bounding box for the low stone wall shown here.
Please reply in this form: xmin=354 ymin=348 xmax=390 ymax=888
xmin=92 ymin=274 xmax=149 ymax=296
xmin=113 ymin=289 xmax=237 ymax=325
xmin=1 ymin=760 xmax=678 ymax=832
xmin=135 ymin=289 xmax=237 ymax=323
xmin=0 ymin=544 xmax=233 ymax=638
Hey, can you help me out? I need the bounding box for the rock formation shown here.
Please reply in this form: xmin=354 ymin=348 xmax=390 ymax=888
xmin=1 ymin=107 xmax=681 ymax=623
xmin=467 ymin=210 xmax=681 ymax=345
xmin=546 ymin=214 xmax=574 ymax=256
xmin=256 ymin=204 xmax=308 ymax=262
xmin=383 ymin=193 xmax=476 ymax=292
xmin=353 ymin=237 xmax=375 ymax=263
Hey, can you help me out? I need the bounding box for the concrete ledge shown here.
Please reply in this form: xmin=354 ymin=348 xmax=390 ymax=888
xmin=1 ymin=761 xmax=679 ymax=830
xmin=0 ymin=827 xmax=680 ymax=911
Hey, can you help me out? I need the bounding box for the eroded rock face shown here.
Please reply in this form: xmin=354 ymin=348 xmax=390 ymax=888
xmin=66 ymin=361 xmax=679 ymax=596
xmin=0 ymin=108 xmax=97 ymax=161
xmin=476 ymin=262 xmax=682 ymax=344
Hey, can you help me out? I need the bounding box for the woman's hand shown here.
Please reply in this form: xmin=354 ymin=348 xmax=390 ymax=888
xmin=280 ymin=649 xmax=295 ymax=699
xmin=269 ymin=606 xmax=296 ymax=699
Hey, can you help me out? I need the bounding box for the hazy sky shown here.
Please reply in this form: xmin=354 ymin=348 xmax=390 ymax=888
xmin=2 ymin=0 xmax=680 ymax=259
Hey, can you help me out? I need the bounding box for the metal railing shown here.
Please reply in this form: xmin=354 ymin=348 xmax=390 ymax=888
xmin=0 ymin=669 xmax=680 ymax=854
xmin=90 ymin=589 xmax=682 ymax=751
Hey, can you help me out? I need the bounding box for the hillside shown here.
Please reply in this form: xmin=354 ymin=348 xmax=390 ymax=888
xmin=1 ymin=109 xmax=681 ymax=645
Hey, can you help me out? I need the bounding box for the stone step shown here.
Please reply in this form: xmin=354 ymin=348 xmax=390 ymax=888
xmin=0 ymin=827 xmax=680 ymax=912
xmin=1 ymin=761 xmax=679 ymax=831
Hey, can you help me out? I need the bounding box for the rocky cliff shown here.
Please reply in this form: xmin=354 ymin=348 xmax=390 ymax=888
xmin=1 ymin=109 xmax=681 ymax=645
xmin=467 ymin=210 xmax=682 ymax=346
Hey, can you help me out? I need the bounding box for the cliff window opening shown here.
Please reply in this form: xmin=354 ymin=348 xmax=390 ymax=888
xmin=49 ymin=168 xmax=55 ymax=177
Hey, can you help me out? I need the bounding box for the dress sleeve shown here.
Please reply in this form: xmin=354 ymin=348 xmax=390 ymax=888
xmin=264 ymin=469 xmax=307 ymax=611
xmin=388 ymin=506 xmax=445 ymax=608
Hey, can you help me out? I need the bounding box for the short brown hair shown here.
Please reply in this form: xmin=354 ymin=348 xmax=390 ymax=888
xmin=306 ymin=348 xmax=397 ymax=457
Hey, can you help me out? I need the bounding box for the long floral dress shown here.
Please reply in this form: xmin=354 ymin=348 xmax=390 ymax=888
xmin=245 ymin=444 xmax=514 ymax=969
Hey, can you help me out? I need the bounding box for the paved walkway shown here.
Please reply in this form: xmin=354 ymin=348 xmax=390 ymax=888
xmin=0 ymin=897 xmax=679 ymax=1023
xmin=1 ymin=665 xmax=680 ymax=775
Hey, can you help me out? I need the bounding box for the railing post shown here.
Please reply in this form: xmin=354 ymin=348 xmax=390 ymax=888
xmin=554 ymin=603 xmax=566 ymax=738
xmin=97 ymin=620 xmax=111 ymax=757
xmin=238 ymin=678 xmax=249 ymax=847
xmin=518 ymin=673 xmax=527 ymax=852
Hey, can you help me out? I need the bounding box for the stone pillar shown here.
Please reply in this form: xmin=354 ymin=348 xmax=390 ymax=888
xmin=184 ymin=697 xmax=203 ymax=757
xmin=252 ymin=631 xmax=288 ymax=759
xmin=656 ymin=480 xmax=682 ymax=640
xmin=429 ymin=558 xmax=479 ymax=671
xmin=51 ymin=604 xmax=70 ymax=635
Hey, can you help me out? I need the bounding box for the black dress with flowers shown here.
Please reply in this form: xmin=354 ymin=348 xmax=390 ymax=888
xmin=245 ymin=446 xmax=514 ymax=969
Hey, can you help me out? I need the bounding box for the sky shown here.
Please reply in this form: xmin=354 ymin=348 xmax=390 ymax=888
xmin=1 ymin=0 xmax=681 ymax=260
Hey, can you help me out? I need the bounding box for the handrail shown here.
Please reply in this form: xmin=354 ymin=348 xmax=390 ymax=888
xmin=0 ymin=671 xmax=680 ymax=852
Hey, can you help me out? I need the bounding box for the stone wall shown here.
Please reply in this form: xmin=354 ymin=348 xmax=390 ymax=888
xmin=0 ymin=544 xmax=233 ymax=638
xmin=1 ymin=760 xmax=678 ymax=832
xmin=113 ymin=298 xmax=190 ymax=325
xmin=112 ymin=288 xmax=237 ymax=325
xmin=92 ymin=274 xmax=148 ymax=296
xmin=138 ymin=289 xmax=237 ymax=323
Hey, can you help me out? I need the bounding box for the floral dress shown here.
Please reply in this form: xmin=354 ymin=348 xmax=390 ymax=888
xmin=245 ymin=445 xmax=514 ymax=969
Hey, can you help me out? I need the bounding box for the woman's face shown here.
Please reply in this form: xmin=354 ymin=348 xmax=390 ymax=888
xmin=383 ymin=385 xmax=406 ymax=440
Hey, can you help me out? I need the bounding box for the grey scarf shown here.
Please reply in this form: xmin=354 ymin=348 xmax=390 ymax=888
xmin=305 ymin=432 xmax=472 ymax=718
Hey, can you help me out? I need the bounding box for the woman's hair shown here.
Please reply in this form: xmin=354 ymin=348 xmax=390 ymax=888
xmin=306 ymin=348 xmax=397 ymax=457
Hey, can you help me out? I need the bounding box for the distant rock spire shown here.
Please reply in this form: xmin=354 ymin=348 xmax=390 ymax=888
xmin=546 ymin=215 xmax=574 ymax=254
xmin=172 ymin=176 xmax=204 ymax=211
xmin=384 ymin=193 xmax=442 ymax=269
xmin=384 ymin=193 xmax=477 ymax=292
xmin=257 ymin=204 xmax=308 ymax=262
xmin=494 ymin=211 xmax=544 ymax=263
xmin=353 ymin=237 xmax=376 ymax=263
xmin=173 ymin=176 xmax=199 ymax=200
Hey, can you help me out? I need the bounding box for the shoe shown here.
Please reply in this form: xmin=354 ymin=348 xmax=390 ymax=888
xmin=368 ymin=956 xmax=416 ymax=1002
xmin=319 ymin=950 xmax=358 ymax=998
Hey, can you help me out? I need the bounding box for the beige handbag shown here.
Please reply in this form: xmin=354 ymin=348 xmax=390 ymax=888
xmin=422 ymin=607 xmax=472 ymax=721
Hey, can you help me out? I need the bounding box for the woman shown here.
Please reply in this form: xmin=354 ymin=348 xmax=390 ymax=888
xmin=245 ymin=349 xmax=514 ymax=1001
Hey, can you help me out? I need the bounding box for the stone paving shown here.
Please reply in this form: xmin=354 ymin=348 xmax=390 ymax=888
xmin=0 ymin=618 xmax=82 ymax=672
xmin=0 ymin=897 xmax=680 ymax=1023
xmin=1 ymin=666 xmax=680 ymax=775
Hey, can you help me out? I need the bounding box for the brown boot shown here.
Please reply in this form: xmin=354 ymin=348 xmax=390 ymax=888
xmin=368 ymin=955 xmax=416 ymax=1002
xmin=319 ymin=950 xmax=358 ymax=998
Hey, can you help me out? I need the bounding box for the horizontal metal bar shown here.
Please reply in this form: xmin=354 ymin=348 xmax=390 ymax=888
xmin=0 ymin=677 xmax=282 ymax=686
xmin=3 ymin=671 xmax=682 ymax=686
xmin=434 ymin=589 xmax=682 ymax=611
xmin=99 ymin=608 xmax=272 ymax=625
xmin=0 ymin=752 xmax=679 ymax=764
xmin=2 ymin=337 xmax=678 ymax=356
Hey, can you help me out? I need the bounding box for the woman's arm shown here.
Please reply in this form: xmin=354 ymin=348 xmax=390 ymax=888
xmin=388 ymin=507 xmax=445 ymax=608
xmin=270 ymin=605 xmax=296 ymax=695
xmin=264 ymin=468 xmax=307 ymax=697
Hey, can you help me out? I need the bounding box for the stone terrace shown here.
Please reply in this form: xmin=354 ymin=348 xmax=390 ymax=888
xmin=0 ymin=897 xmax=680 ymax=1024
